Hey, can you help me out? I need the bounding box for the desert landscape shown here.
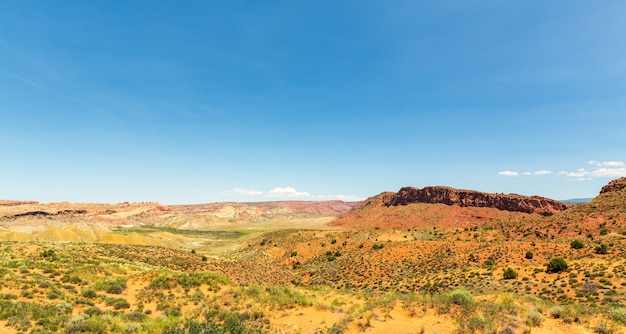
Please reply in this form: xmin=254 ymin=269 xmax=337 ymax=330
xmin=4 ymin=2 xmax=625 ymax=333
xmin=1 ymin=177 xmax=625 ymax=333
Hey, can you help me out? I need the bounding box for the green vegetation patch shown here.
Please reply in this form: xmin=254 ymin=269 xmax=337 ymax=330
xmin=112 ymin=225 xmax=250 ymax=239
xmin=148 ymin=271 xmax=230 ymax=290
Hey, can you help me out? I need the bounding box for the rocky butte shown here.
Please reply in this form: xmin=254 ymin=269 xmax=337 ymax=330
xmin=330 ymin=185 xmax=568 ymax=229
xmin=389 ymin=186 xmax=567 ymax=216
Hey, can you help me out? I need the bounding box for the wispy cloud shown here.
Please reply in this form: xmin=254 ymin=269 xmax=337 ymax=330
xmin=558 ymin=169 xmax=589 ymax=178
xmin=558 ymin=161 xmax=626 ymax=181
xmin=227 ymin=188 xmax=264 ymax=196
xmin=498 ymin=170 xmax=552 ymax=177
xmin=225 ymin=186 xmax=361 ymax=201
xmin=2 ymin=70 xmax=111 ymax=119
xmin=588 ymin=160 xmax=624 ymax=167
xmin=266 ymin=187 xmax=311 ymax=198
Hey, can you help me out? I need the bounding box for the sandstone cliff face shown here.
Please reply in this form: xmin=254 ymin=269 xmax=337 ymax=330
xmin=389 ymin=186 xmax=567 ymax=216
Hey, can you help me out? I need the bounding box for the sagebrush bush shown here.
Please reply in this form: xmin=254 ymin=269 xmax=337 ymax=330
xmin=608 ymin=307 xmax=626 ymax=324
xmin=526 ymin=310 xmax=545 ymax=327
xmin=449 ymin=289 xmax=474 ymax=309
xmin=549 ymin=305 xmax=566 ymax=319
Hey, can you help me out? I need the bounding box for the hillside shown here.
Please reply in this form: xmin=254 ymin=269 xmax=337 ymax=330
xmin=0 ymin=200 xmax=353 ymax=235
xmin=330 ymin=185 xmax=567 ymax=229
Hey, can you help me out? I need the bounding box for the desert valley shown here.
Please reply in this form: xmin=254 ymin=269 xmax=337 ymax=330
xmin=1 ymin=177 xmax=626 ymax=334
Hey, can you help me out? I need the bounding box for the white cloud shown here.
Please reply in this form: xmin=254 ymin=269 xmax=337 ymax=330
xmin=559 ymin=161 xmax=626 ymax=179
xmin=498 ymin=171 xmax=519 ymax=177
xmin=558 ymin=169 xmax=589 ymax=177
xmin=522 ymin=172 xmax=533 ymax=176
xmin=533 ymin=170 xmax=552 ymax=175
xmin=225 ymin=186 xmax=362 ymax=202
xmin=226 ymin=188 xmax=264 ymax=196
xmin=591 ymin=167 xmax=626 ymax=178
xmin=266 ymin=187 xmax=310 ymax=198
xmin=588 ymin=160 xmax=625 ymax=167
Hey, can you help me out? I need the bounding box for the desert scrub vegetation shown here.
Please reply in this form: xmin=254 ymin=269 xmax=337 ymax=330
xmin=244 ymin=285 xmax=314 ymax=309
xmin=148 ymin=271 xmax=230 ymax=291
xmin=92 ymin=276 xmax=127 ymax=294
xmin=161 ymin=306 xmax=268 ymax=334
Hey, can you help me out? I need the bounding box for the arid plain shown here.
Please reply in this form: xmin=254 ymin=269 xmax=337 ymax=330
xmin=1 ymin=178 xmax=626 ymax=333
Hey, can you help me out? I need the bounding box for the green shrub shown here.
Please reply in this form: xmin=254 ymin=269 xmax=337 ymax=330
xmin=113 ymin=298 xmax=130 ymax=310
xmin=81 ymin=289 xmax=97 ymax=299
xmin=65 ymin=315 xmax=107 ymax=334
xmin=608 ymin=307 xmax=626 ymax=324
xmin=148 ymin=271 xmax=230 ymax=290
xmin=106 ymin=284 xmax=124 ymax=294
xmin=546 ymin=258 xmax=568 ymax=273
xmin=41 ymin=249 xmax=58 ymax=260
xmin=595 ymin=244 xmax=609 ymax=254
xmin=448 ymin=289 xmax=474 ymax=309
xmin=83 ymin=306 xmax=102 ymax=316
xmin=93 ymin=277 xmax=126 ymax=292
xmin=593 ymin=321 xmax=615 ymax=334
xmin=123 ymin=311 xmax=147 ymax=322
xmin=549 ymin=305 xmax=568 ymax=319
xmin=526 ymin=310 xmax=545 ymax=327
xmin=525 ymin=251 xmax=534 ymax=259
xmin=570 ymin=240 xmax=585 ymax=249
xmin=164 ymin=306 xmax=182 ymax=317
xmin=503 ymin=267 xmax=518 ymax=280
xmin=55 ymin=301 xmax=73 ymax=315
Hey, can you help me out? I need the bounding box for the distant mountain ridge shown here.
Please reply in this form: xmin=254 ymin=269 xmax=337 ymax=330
xmin=560 ymin=198 xmax=592 ymax=204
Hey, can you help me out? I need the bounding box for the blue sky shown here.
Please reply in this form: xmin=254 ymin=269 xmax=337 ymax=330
xmin=1 ymin=1 xmax=625 ymax=204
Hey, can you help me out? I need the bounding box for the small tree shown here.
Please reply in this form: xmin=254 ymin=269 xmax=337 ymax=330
xmin=546 ymin=258 xmax=568 ymax=273
xmin=525 ymin=251 xmax=534 ymax=259
xmin=570 ymin=240 xmax=585 ymax=249
xmin=503 ymin=267 xmax=518 ymax=280
xmin=595 ymin=243 xmax=609 ymax=254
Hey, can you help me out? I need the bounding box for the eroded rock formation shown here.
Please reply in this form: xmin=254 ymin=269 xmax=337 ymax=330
xmin=388 ymin=186 xmax=567 ymax=216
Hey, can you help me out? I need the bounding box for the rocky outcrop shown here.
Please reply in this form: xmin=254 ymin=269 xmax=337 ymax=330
xmin=599 ymin=177 xmax=626 ymax=194
xmin=388 ymin=186 xmax=567 ymax=216
xmin=330 ymin=185 xmax=567 ymax=229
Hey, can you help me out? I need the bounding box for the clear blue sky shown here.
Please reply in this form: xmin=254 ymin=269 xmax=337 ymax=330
xmin=1 ymin=1 xmax=625 ymax=204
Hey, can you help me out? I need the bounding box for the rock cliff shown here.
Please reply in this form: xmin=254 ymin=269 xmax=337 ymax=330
xmin=389 ymin=186 xmax=567 ymax=216
xmin=330 ymin=185 xmax=567 ymax=229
